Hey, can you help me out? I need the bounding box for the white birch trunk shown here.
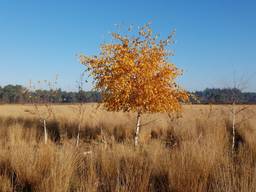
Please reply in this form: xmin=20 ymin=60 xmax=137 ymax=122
xmin=76 ymin=124 xmax=81 ymax=147
xmin=44 ymin=119 xmax=48 ymax=144
xmin=232 ymin=102 xmax=236 ymax=154
xmin=134 ymin=111 xmax=141 ymax=146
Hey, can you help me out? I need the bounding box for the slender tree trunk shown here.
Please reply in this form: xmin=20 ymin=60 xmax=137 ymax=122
xmin=232 ymin=102 xmax=236 ymax=154
xmin=134 ymin=111 xmax=142 ymax=146
xmin=76 ymin=124 xmax=81 ymax=147
xmin=44 ymin=119 xmax=48 ymax=144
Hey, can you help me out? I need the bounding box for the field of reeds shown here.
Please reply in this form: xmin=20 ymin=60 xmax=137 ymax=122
xmin=0 ymin=104 xmax=256 ymax=192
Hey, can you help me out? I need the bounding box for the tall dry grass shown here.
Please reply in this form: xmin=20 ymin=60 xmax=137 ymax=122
xmin=0 ymin=104 xmax=255 ymax=191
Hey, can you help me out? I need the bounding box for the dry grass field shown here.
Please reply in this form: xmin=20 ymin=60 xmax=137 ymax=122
xmin=0 ymin=104 xmax=256 ymax=191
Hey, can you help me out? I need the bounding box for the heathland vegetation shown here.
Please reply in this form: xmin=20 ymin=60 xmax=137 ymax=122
xmin=0 ymin=104 xmax=256 ymax=191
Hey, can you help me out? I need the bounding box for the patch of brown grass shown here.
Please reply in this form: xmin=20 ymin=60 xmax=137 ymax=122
xmin=0 ymin=104 xmax=255 ymax=191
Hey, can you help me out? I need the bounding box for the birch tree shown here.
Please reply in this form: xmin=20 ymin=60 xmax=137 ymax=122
xmin=80 ymin=23 xmax=188 ymax=146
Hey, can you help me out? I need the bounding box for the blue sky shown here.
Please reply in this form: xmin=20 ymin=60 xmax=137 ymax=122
xmin=0 ymin=0 xmax=256 ymax=91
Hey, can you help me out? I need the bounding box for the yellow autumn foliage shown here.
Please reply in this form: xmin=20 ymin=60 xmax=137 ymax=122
xmin=80 ymin=23 xmax=188 ymax=114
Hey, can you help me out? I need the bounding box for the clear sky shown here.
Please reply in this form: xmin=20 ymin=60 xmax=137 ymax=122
xmin=0 ymin=0 xmax=256 ymax=91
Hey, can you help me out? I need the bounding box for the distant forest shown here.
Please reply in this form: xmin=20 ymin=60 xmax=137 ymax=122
xmin=0 ymin=84 xmax=101 ymax=104
xmin=0 ymin=84 xmax=256 ymax=104
xmin=193 ymin=88 xmax=256 ymax=104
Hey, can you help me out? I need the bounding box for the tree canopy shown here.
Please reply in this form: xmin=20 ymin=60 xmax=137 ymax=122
xmin=80 ymin=23 xmax=188 ymax=114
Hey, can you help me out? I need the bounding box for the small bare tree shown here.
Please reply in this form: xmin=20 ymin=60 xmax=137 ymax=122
xmin=26 ymin=76 xmax=59 ymax=144
xmin=72 ymin=72 xmax=87 ymax=147
xmin=230 ymin=88 xmax=243 ymax=154
xmin=227 ymin=73 xmax=255 ymax=154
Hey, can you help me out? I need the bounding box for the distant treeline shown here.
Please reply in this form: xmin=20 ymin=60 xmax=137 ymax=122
xmin=193 ymin=88 xmax=256 ymax=104
xmin=0 ymin=85 xmax=101 ymax=104
xmin=0 ymin=85 xmax=256 ymax=104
